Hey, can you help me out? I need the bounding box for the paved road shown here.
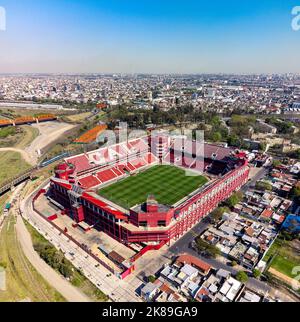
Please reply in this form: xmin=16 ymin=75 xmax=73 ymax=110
xmin=169 ymin=243 xmax=271 ymax=294
xmin=241 ymin=167 xmax=269 ymax=193
xmin=20 ymin=182 xmax=142 ymax=302
xmin=1 ymin=185 xmax=89 ymax=302
xmin=169 ymin=167 xmax=269 ymax=255
xmin=15 ymin=215 xmax=90 ymax=302
xmin=167 ymin=165 xmax=272 ymax=295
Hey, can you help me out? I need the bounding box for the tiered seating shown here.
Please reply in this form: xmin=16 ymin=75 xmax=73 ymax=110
xmin=115 ymin=165 xmax=127 ymax=174
xmin=126 ymin=162 xmax=136 ymax=172
xmin=163 ymin=152 xmax=173 ymax=164
xmin=79 ymin=175 xmax=101 ymax=189
xmin=127 ymin=138 xmax=148 ymax=153
xmin=203 ymin=160 xmax=212 ymax=171
xmin=163 ymin=141 xmax=237 ymax=177
xmin=129 ymin=158 xmax=147 ymax=170
xmin=164 ymin=150 xmax=206 ymax=174
xmin=67 ymin=155 xmax=93 ymax=172
xmin=89 ymin=148 xmax=112 ymax=165
xmin=174 ymin=139 xmax=202 ymax=156
xmin=96 ymin=169 xmax=118 ymax=184
xmin=116 ymin=164 xmax=131 ymax=174
xmin=181 ymin=156 xmax=196 ymax=168
xmin=111 ymin=167 xmax=124 ymax=176
xmin=144 ymin=153 xmax=158 ymax=164
xmin=208 ymin=161 xmax=228 ymax=175
xmin=111 ymin=144 xmax=128 ymax=158
xmin=189 ymin=159 xmax=205 ymax=172
xmin=204 ymin=145 xmax=233 ymax=161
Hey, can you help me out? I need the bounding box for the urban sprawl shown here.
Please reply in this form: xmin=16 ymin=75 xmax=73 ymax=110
xmin=0 ymin=74 xmax=300 ymax=303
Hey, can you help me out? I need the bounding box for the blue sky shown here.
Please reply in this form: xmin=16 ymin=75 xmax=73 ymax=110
xmin=0 ymin=0 xmax=299 ymax=73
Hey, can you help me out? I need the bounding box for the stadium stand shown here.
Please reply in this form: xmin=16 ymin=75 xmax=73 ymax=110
xmin=67 ymin=154 xmax=93 ymax=172
xmin=96 ymin=169 xmax=118 ymax=184
xmin=79 ymin=175 xmax=101 ymax=189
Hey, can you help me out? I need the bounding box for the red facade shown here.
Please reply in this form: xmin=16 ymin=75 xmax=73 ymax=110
xmin=50 ymin=161 xmax=249 ymax=245
xmin=48 ymin=135 xmax=250 ymax=246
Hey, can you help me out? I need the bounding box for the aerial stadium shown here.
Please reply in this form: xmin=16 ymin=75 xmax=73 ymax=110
xmin=46 ymin=132 xmax=250 ymax=250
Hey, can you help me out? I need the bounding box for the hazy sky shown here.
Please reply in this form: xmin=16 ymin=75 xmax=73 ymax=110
xmin=0 ymin=0 xmax=300 ymax=74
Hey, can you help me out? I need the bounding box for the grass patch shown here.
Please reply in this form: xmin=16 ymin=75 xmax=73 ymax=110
xmin=99 ymin=165 xmax=208 ymax=208
xmin=0 ymin=152 xmax=31 ymax=186
xmin=15 ymin=126 xmax=39 ymax=149
xmin=65 ymin=112 xmax=92 ymax=122
xmin=0 ymin=126 xmax=16 ymax=139
xmin=0 ymin=216 xmax=65 ymax=302
xmin=264 ymin=236 xmax=300 ymax=279
xmin=0 ymin=125 xmax=39 ymax=148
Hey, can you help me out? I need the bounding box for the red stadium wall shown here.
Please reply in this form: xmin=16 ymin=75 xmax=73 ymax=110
xmin=129 ymin=208 xmax=175 ymax=228
xmin=123 ymin=163 xmax=250 ymax=244
xmin=72 ymin=205 xmax=85 ymax=223
xmin=49 ymin=162 xmax=249 ymax=245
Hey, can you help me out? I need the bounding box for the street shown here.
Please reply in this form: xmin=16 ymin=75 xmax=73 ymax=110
xmin=167 ymin=165 xmax=272 ymax=295
xmin=20 ymin=183 xmax=142 ymax=302
xmin=15 ymin=166 xmax=271 ymax=301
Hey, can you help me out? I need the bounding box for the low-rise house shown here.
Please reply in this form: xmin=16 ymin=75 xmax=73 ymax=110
xmin=195 ymin=269 xmax=243 ymax=303
xmin=228 ymin=242 xmax=248 ymax=263
xmin=216 ymin=277 xmax=243 ymax=302
xmin=155 ymin=282 xmax=186 ymax=303
xmin=141 ymin=282 xmax=160 ymax=302
xmin=238 ymin=289 xmax=262 ymax=302
xmin=176 ymin=254 xmax=212 ymax=276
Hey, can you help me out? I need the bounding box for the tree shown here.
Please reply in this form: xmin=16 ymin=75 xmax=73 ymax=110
xmin=210 ymin=116 xmax=221 ymax=127
xmin=211 ymin=207 xmax=230 ymax=223
xmin=272 ymin=160 xmax=281 ymax=167
xmin=290 ymin=186 xmax=300 ymax=199
xmin=225 ymin=192 xmax=244 ymax=208
xmin=195 ymin=237 xmax=221 ymax=259
xmin=259 ymin=142 xmax=267 ymax=152
xmin=59 ymin=262 xmax=73 ymax=278
xmin=147 ymin=275 xmax=156 ymax=283
xmin=227 ymin=135 xmax=241 ymax=148
xmin=211 ymin=132 xmax=222 ymax=142
xmin=255 ymin=181 xmax=272 ymax=192
xmin=231 ymin=261 xmax=238 ymax=267
xmin=252 ymin=269 xmax=261 ymax=279
xmin=236 ymin=271 xmax=249 ymax=283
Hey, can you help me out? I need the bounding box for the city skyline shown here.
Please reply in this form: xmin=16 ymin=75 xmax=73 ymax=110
xmin=0 ymin=0 xmax=300 ymax=74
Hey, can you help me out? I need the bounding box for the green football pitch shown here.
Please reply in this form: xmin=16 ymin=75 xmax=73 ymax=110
xmin=98 ymin=165 xmax=208 ymax=208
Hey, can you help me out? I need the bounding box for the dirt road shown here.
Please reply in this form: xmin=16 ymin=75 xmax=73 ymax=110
xmin=0 ymin=122 xmax=76 ymax=166
xmin=0 ymin=147 xmax=35 ymax=166
xmin=15 ymin=215 xmax=90 ymax=302
xmin=269 ymin=267 xmax=300 ymax=290
xmin=25 ymin=122 xmax=76 ymax=164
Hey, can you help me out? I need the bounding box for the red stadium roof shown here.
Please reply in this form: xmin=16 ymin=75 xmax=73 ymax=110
xmin=82 ymin=192 xmax=127 ymax=220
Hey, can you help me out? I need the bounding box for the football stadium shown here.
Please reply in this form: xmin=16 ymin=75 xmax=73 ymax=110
xmin=98 ymin=165 xmax=208 ymax=209
xmin=44 ymin=132 xmax=250 ymax=251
